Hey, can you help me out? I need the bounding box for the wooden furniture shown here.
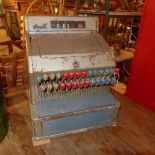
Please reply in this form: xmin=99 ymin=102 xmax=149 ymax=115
xmin=115 ymin=51 xmax=134 ymax=63
xmin=0 ymin=15 xmax=28 ymax=99
xmin=110 ymin=51 xmax=134 ymax=94
xmin=0 ymin=14 xmax=13 ymax=54
xmin=0 ymin=50 xmax=28 ymax=99
xmin=0 ymin=14 xmax=9 ymax=34
xmin=0 ymin=39 xmax=13 ymax=54
xmin=15 ymin=49 xmax=28 ymax=86
xmin=0 ymin=52 xmax=17 ymax=90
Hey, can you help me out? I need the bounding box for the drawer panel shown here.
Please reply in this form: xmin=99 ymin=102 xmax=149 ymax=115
xmin=33 ymin=106 xmax=118 ymax=139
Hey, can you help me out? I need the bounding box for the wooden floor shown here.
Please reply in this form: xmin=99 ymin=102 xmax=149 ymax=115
xmin=0 ymin=91 xmax=155 ymax=155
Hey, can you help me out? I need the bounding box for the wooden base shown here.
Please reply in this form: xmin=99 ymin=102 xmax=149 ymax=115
xmin=32 ymin=137 xmax=50 ymax=146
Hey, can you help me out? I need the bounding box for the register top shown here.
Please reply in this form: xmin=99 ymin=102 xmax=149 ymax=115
xmin=28 ymin=33 xmax=111 ymax=56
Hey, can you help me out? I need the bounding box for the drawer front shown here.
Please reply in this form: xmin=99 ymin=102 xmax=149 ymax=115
xmin=33 ymin=106 xmax=117 ymax=139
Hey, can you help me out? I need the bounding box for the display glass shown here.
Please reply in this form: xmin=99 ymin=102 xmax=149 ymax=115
xmin=51 ymin=21 xmax=85 ymax=29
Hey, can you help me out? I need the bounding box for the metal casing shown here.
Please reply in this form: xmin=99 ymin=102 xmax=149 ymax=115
xmin=25 ymin=16 xmax=115 ymax=73
xmin=25 ymin=16 xmax=120 ymax=140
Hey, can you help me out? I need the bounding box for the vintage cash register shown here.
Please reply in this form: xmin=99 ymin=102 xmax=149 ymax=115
xmin=24 ymin=16 xmax=120 ymax=141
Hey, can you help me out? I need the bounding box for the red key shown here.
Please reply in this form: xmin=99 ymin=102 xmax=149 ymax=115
xmin=79 ymin=81 xmax=84 ymax=88
xmin=72 ymin=82 xmax=78 ymax=89
xmin=69 ymin=72 xmax=74 ymax=79
xmin=84 ymin=80 xmax=90 ymax=87
xmin=82 ymin=71 xmax=87 ymax=78
xmin=114 ymin=68 xmax=120 ymax=74
xmin=59 ymin=83 xmax=66 ymax=90
xmin=66 ymin=82 xmax=72 ymax=89
xmin=75 ymin=72 xmax=81 ymax=79
xmin=63 ymin=72 xmax=68 ymax=79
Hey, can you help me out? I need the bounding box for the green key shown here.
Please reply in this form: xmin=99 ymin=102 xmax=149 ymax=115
xmin=53 ymin=83 xmax=58 ymax=90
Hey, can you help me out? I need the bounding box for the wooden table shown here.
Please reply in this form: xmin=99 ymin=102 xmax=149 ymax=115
xmin=113 ymin=51 xmax=134 ymax=94
xmin=0 ymin=91 xmax=155 ymax=154
xmin=115 ymin=51 xmax=134 ymax=63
